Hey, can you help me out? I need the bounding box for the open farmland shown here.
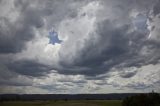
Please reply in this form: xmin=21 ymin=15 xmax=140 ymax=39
xmin=0 ymin=100 xmax=122 ymax=106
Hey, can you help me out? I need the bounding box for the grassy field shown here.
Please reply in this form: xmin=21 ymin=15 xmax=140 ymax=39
xmin=0 ymin=100 xmax=122 ymax=106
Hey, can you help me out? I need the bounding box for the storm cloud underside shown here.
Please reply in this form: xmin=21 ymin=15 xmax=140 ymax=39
xmin=0 ymin=0 xmax=160 ymax=94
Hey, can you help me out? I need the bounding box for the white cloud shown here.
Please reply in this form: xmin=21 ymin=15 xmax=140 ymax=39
xmin=57 ymin=1 xmax=100 ymax=65
xmin=106 ymin=64 xmax=160 ymax=92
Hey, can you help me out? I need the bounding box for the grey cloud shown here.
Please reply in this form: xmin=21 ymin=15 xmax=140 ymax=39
xmin=119 ymin=71 xmax=137 ymax=78
xmin=153 ymin=0 xmax=160 ymax=16
xmin=0 ymin=0 xmax=159 ymax=73
xmin=37 ymin=85 xmax=61 ymax=91
xmin=0 ymin=0 xmax=160 ymax=93
xmin=58 ymin=79 xmax=87 ymax=84
xmin=0 ymin=78 xmax=32 ymax=86
xmin=0 ymin=0 xmax=87 ymax=76
xmin=0 ymin=0 xmax=92 ymax=92
xmin=37 ymin=83 xmax=78 ymax=92
xmin=86 ymin=74 xmax=110 ymax=80
xmin=94 ymin=80 xmax=107 ymax=85
xmin=0 ymin=63 xmax=33 ymax=86
xmin=58 ymin=19 xmax=147 ymax=76
xmin=0 ymin=1 xmax=44 ymax=53
xmin=0 ymin=0 xmax=85 ymax=53
xmin=7 ymin=60 xmax=52 ymax=77
xmin=125 ymin=82 xmax=151 ymax=90
xmin=57 ymin=0 xmax=160 ymax=78
xmin=37 ymin=0 xmax=90 ymax=29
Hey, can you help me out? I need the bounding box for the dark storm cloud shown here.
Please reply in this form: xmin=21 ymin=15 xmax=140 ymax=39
xmin=0 ymin=1 xmax=94 ymax=90
xmin=57 ymin=0 xmax=160 ymax=78
xmin=0 ymin=0 xmax=85 ymax=78
xmin=0 ymin=0 xmax=160 ymax=94
xmin=0 ymin=63 xmax=33 ymax=86
xmin=0 ymin=79 xmax=32 ymax=86
xmin=0 ymin=0 xmax=91 ymax=77
xmin=7 ymin=60 xmax=52 ymax=77
xmin=77 ymin=21 xmax=130 ymax=67
xmin=0 ymin=1 xmax=45 ymax=53
xmin=1 ymin=0 xmax=160 ymax=77
xmin=0 ymin=0 xmax=83 ymax=53
xmin=58 ymin=19 xmax=157 ymax=76
xmin=153 ymin=0 xmax=160 ymax=16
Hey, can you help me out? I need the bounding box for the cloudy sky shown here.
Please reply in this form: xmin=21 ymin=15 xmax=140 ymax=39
xmin=0 ymin=0 xmax=160 ymax=94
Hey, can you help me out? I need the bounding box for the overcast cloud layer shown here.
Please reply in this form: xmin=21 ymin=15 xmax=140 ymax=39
xmin=0 ymin=0 xmax=160 ymax=94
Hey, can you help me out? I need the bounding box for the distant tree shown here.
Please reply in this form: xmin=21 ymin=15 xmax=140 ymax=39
xmin=122 ymin=93 xmax=160 ymax=106
xmin=64 ymin=98 xmax=68 ymax=101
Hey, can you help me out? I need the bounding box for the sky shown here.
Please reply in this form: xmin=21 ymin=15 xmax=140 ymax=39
xmin=0 ymin=0 xmax=160 ymax=94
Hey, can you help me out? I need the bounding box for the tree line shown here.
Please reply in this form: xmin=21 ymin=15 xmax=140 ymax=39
xmin=122 ymin=92 xmax=160 ymax=106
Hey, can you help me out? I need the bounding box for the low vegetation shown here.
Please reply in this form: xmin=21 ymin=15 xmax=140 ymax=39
xmin=122 ymin=93 xmax=160 ymax=106
xmin=0 ymin=100 xmax=122 ymax=106
xmin=1 ymin=93 xmax=160 ymax=106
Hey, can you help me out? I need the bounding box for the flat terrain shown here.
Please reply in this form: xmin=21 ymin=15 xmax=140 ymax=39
xmin=0 ymin=100 xmax=122 ymax=106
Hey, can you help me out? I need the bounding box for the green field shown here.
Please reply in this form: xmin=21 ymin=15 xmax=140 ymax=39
xmin=0 ymin=100 xmax=122 ymax=106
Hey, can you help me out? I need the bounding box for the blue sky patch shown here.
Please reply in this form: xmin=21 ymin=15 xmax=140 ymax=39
xmin=48 ymin=30 xmax=62 ymax=45
xmin=133 ymin=14 xmax=148 ymax=32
